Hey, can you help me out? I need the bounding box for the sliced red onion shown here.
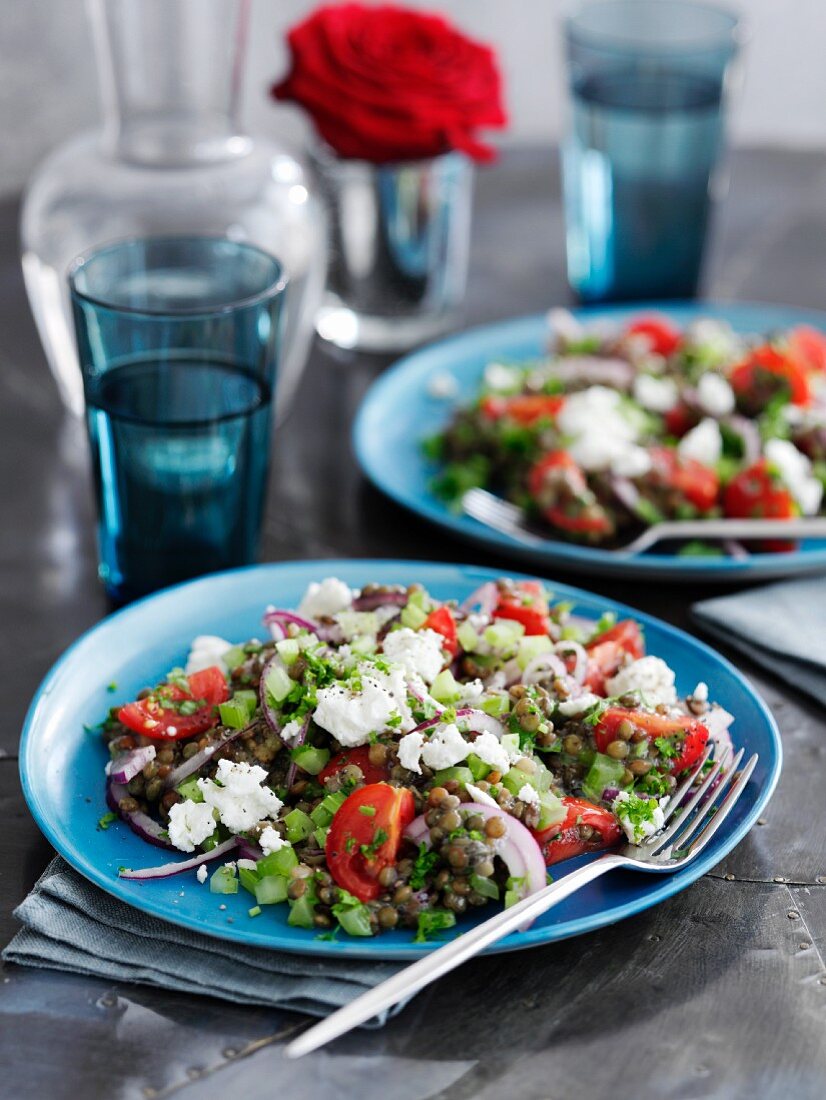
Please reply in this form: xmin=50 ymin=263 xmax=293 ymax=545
xmin=602 ymin=786 xmax=620 ymax=802
xmin=163 ymin=728 xmax=249 ymax=791
xmin=407 ymin=680 xmax=446 ymax=715
xmin=502 ymin=658 xmax=523 ymax=687
xmin=263 ymin=608 xmax=320 ymax=635
xmin=237 ymin=839 xmax=264 ymax=862
xmin=542 ymin=356 xmax=634 ymax=390
xmin=522 ymin=652 xmax=568 ymax=685
xmin=553 ymin=640 xmax=587 ymax=683
xmin=408 ymin=707 xmax=472 ymax=738
xmin=405 ymin=803 xmax=546 ymax=929
xmin=352 ymin=589 xmax=407 ymax=612
xmin=284 ymin=712 xmax=310 ymax=789
xmin=106 ymin=778 xmax=176 ymax=850
xmin=726 ymin=414 xmax=761 ymax=465
xmin=723 ymin=539 xmax=750 ymax=560
xmin=610 ymin=475 xmax=642 ymax=514
xmin=118 ymin=837 xmax=239 ymax=880
xmin=108 ymin=745 xmax=156 ymax=784
xmin=259 ymin=653 xmax=287 ymax=734
xmin=460 ymin=582 xmax=499 ymax=617
xmin=703 ymin=705 xmax=735 ymax=761
xmin=461 ymin=709 xmax=506 ymax=740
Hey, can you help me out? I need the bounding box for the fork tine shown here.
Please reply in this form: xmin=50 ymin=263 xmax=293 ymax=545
xmin=646 ymin=747 xmax=735 ymax=856
xmin=680 ymin=754 xmax=759 ymax=861
xmin=665 ymin=747 xmax=745 ymax=853
xmin=660 ymin=743 xmax=715 ymax=825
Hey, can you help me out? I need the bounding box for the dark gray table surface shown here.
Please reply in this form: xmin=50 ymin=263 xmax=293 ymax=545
xmin=1 ymin=147 xmax=826 ymax=1100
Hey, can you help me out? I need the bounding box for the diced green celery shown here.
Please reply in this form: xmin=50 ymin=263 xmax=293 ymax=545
xmin=234 ymin=689 xmax=257 ymax=716
xmin=516 ymin=634 xmax=553 ymax=670
xmin=335 ymin=904 xmax=373 ymax=937
xmin=222 ymin=645 xmax=247 ymax=671
xmin=502 ymin=765 xmax=551 ymax=797
xmin=238 ymin=864 xmax=259 ymax=895
xmin=263 ymin=661 xmax=292 ymax=705
xmin=255 ymin=875 xmax=289 ymax=905
xmin=457 ymin=621 xmax=480 ymax=652
xmin=311 ymin=791 xmax=347 ymax=829
xmin=275 ymin=637 xmax=300 ymax=666
xmin=287 ymin=888 xmax=317 ymax=929
xmin=218 ymin=698 xmax=251 ymax=729
xmin=582 ymin=753 xmax=627 ymax=803
xmin=483 ymin=619 xmax=525 ymax=651
xmin=432 ymin=766 xmax=474 ymax=788
xmin=284 ymin=808 xmax=314 ymax=843
xmin=466 ymin=754 xmax=491 ymax=781
xmin=290 ymin=745 xmax=330 ymax=776
xmin=175 ymin=775 xmax=204 ymax=803
xmin=430 ymin=668 xmax=463 ymax=704
xmin=337 ymin=611 xmax=378 ymax=638
xmin=350 ymin=633 xmax=377 ymax=654
xmin=313 ymin=826 xmax=329 ymax=849
xmin=480 ymin=693 xmax=510 ymax=717
xmin=504 ymin=875 xmax=527 ymax=909
xmin=537 ymin=791 xmax=566 ymax=830
xmin=209 ymin=864 xmax=238 ymax=895
xmin=469 ymin=874 xmax=499 ymax=900
xmin=401 ymin=602 xmax=428 ymax=629
xmin=248 ymin=905 xmax=262 ymax=918
xmin=256 ymin=846 xmax=298 ymax=877
xmin=201 ymin=833 xmax=220 ymax=852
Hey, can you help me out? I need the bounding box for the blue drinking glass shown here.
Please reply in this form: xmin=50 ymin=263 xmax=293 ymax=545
xmin=69 ymin=237 xmax=287 ymax=603
xmin=563 ymin=0 xmax=741 ymax=302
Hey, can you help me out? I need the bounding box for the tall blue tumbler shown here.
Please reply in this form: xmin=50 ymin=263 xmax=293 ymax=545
xmin=563 ymin=0 xmax=741 ymax=302
xmin=69 ymin=237 xmax=287 ymax=603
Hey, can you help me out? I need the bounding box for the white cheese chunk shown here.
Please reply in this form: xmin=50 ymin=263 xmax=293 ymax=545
xmin=382 ymin=628 xmax=446 ymax=684
xmin=197 ymin=760 xmax=282 ymax=835
xmin=765 ymin=439 xmax=823 ymax=515
xmin=558 ymin=692 xmax=603 ymax=717
xmin=185 ymin=635 xmax=233 ymax=676
xmin=468 ymin=732 xmax=510 ymax=774
xmin=259 ymin=826 xmax=290 ymax=855
xmin=517 ymin=783 xmax=540 ymax=806
xmin=678 ymin=418 xmax=722 ymax=466
xmin=314 ymin=677 xmax=401 ymax=747
xmin=696 ymin=372 xmax=735 ymax=417
xmin=398 ymin=730 xmax=425 ymax=773
xmin=196 ymin=864 xmax=208 ymax=884
xmin=606 ymin=656 xmax=677 ymax=707
xmin=633 ymin=374 xmax=679 ymax=413
xmin=421 ymin=723 xmax=469 ymax=770
xmin=465 ymin=783 xmax=500 ymax=808
xmin=167 ymin=800 xmax=217 ymax=853
xmin=297 ymin=577 xmax=354 ymax=620
xmin=484 ymin=362 xmax=521 ymax=393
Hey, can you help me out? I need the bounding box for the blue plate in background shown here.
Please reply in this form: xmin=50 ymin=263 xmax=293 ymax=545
xmin=20 ymin=560 xmax=781 ymax=960
xmin=354 ymin=301 xmax=826 ymax=580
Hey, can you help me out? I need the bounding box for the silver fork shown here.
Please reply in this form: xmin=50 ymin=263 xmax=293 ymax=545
xmin=463 ymin=486 xmax=826 ymax=556
xmin=286 ymin=745 xmax=758 ymax=1059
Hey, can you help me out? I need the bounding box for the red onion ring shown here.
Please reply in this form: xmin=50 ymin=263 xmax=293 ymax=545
xmin=405 ymin=803 xmax=546 ymax=929
xmin=108 ymin=745 xmax=156 ymax=784
xmin=118 ymin=837 xmax=239 ymax=880
xmin=553 ymin=640 xmax=587 ymax=683
xmin=163 ymin=727 xmax=250 ymax=791
xmin=263 ymin=608 xmax=320 ymax=635
xmin=522 ymin=653 xmax=568 ymax=685
xmin=106 ymin=778 xmax=176 ymax=850
xmin=460 ymin=582 xmax=499 ymax=617
xmin=352 ymin=590 xmax=407 ymax=612
xmin=284 ymin=713 xmax=310 ymax=789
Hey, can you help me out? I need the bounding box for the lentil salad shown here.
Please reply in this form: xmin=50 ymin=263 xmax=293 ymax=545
xmin=428 ymin=310 xmax=826 ymax=551
xmin=105 ymin=575 xmax=735 ymax=941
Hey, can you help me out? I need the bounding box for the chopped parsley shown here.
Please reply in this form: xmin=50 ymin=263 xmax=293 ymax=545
xmin=97 ymin=811 xmax=118 ymax=831
xmin=653 ymin=736 xmax=678 ymax=759
xmin=414 ymin=909 xmax=457 ymax=943
xmin=409 ymin=844 xmax=440 ymax=890
xmin=360 ymin=827 xmax=388 ymax=861
xmin=358 ymin=805 xmax=377 ymax=817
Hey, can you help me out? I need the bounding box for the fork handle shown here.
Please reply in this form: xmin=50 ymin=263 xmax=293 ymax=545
xmin=285 ymin=852 xmax=626 ymax=1060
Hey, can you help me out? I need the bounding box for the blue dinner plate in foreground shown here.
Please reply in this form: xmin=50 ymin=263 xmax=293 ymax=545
xmin=354 ymin=301 xmax=826 ymax=580
xmin=20 ymin=560 xmax=780 ymax=960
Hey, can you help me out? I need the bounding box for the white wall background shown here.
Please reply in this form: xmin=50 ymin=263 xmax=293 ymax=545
xmin=2 ymin=0 xmax=826 ymax=197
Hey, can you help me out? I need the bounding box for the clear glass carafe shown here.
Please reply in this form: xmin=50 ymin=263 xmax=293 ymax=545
xmin=21 ymin=0 xmax=326 ymax=419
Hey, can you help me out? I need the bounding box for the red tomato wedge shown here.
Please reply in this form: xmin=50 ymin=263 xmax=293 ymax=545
xmin=528 ymin=451 xmax=614 ymax=538
xmin=480 ymin=394 xmax=565 ymax=425
xmin=423 ymin=606 xmax=459 ymax=657
xmin=325 ymin=783 xmax=415 ymax=902
xmin=318 ymin=746 xmax=391 ymax=787
xmin=789 ymin=325 xmax=826 ymax=374
xmin=729 ymin=346 xmax=811 ymax=407
xmin=723 ymin=459 xmax=799 ymax=551
xmin=624 ymin=316 xmax=682 ymax=358
xmin=593 ymin=708 xmax=709 ymax=775
xmin=663 ymin=403 xmax=698 ymax=439
xmin=532 ymin=796 xmax=622 ymax=866
xmin=583 ymin=620 xmax=645 ymax=694
xmin=118 ymin=665 xmax=229 ymax=741
xmin=648 ymin=447 xmax=720 ymax=511
xmin=493 ymin=579 xmax=551 ymax=636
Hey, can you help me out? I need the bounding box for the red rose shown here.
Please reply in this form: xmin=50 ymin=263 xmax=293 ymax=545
xmin=272 ymin=3 xmax=508 ymax=163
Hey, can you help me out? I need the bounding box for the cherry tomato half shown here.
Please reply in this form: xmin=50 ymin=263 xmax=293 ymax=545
xmin=423 ymin=606 xmax=459 ymax=657
xmin=583 ymin=620 xmax=645 ymax=694
xmin=480 ymin=394 xmax=565 ymax=425
xmin=729 ymin=345 xmax=811 ymax=408
xmin=625 ymin=316 xmax=682 ymax=358
xmin=325 ymin=783 xmax=415 ymax=902
xmin=118 ymin=665 xmax=229 ymax=741
xmin=648 ymin=447 xmax=720 ymax=512
xmin=789 ymin=325 xmax=826 ymax=374
xmin=723 ymin=459 xmax=799 ymax=551
xmin=528 ymin=451 xmax=614 ymax=540
xmin=594 ymin=707 xmax=709 ymax=775
xmin=494 ymin=579 xmax=551 ymax=636
xmin=532 ymin=796 xmax=622 ymax=866
xmin=318 ymin=746 xmax=391 ymax=787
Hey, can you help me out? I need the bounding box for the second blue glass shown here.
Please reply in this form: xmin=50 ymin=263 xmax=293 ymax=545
xmin=69 ymin=237 xmax=287 ymax=602
xmin=563 ymin=0 xmax=741 ymax=302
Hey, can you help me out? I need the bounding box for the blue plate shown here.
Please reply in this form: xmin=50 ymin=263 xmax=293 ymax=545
xmin=21 ymin=559 xmax=781 ymax=960
xmin=354 ymin=301 xmax=826 ymax=580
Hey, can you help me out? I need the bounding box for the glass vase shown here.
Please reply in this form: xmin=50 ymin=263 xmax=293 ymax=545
xmin=312 ymin=148 xmax=474 ymax=353
xmin=20 ymin=0 xmax=326 ymax=420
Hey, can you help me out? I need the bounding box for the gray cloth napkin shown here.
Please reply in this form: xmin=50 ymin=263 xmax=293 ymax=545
xmin=3 ymin=857 xmax=404 ymax=1025
xmin=692 ymin=575 xmax=826 ymax=707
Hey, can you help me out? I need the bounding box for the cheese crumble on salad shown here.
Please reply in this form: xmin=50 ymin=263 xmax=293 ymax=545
xmin=102 ymin=577 xmax=734 ymax=940
xmin=427 ymin=311 xmax=826 ymax=552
